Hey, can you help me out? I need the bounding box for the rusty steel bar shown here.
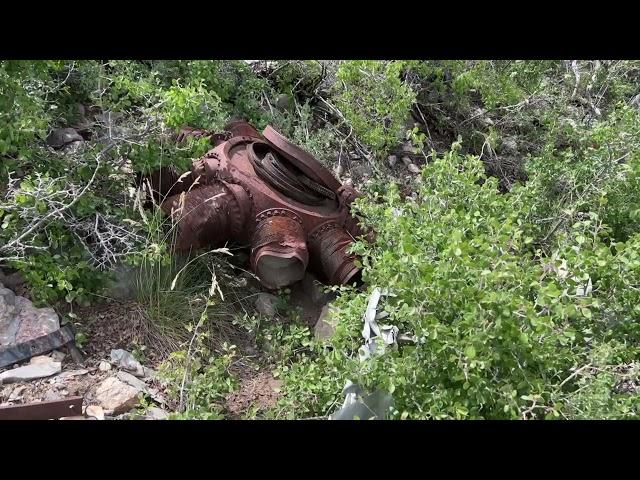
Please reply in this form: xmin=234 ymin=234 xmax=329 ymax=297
xmin=0 ymin=396 xmax=83 ymax=420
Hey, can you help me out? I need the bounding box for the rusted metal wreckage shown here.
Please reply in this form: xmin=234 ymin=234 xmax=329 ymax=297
xmin=151 ymin=121 xmax=367 ymax=289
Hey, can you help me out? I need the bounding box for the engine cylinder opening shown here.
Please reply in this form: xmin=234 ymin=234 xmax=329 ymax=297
xmin=250 ymin=213 xmax=309 ymax=289
xmin=255 ymin=252 xmax=306 ymax=289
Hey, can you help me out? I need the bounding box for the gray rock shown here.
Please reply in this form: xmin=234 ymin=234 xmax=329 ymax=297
xmin=98 ymin=361 xmax=111 ymax=372
xmin=146 ymin=407 xmax=169 ymax=420
xmin=301 ymin=272 xmax=336 ymax=306
xmin=63 ymin=140 xmax=84 ymax=153
xmin=401 ymin=156 xmax=413 ymax=167
xmin=387 ymin=155 xmax=398 ymax=168
xmin=314 ymin=304 xmax=337 ymax=341
xmin=501 ymin=136 xmax=519 ymax=154
xmin=110 ymin=349 xmax=145 ymax=377
xmin=107 ymin=262 xmax=138 ymax=301
xmin=255 ymin=293 xmax=279 ymax=318
xmin=0 ymin=288 xmax=17 ymax=345
xmin=46 ymin=128 xmax=83 ymax=148
xmin=94 ymin=377 xmax=142 ymax=415
xmin=56 ymin=369 xmax=89 ymax=380
xmin=352 ymin=163 xmax=373 ymax=179
xmin=407 ymin=163 xmax=421 ymax=174
xmin=0 ymin=361 xmax=61 ymax=384
xmin=30 ymin=355 xmax=55 ymax=365
xmin=85 ymin=405 xmax=105 ymax=420
xmin=0 ymin=270 xmax=25 ymax=289
xmin=0 ymin=292 xmax=60 ymax=348
xmin=8 ymin=385 xmax=26 ymax=402
xmin=116 ymin=370 xmax=148 ymax=391
xmin=50 ymin=350 xmax=66 ymax=362
xmin=402 ymin=142 xmax=414 ymax=153
xmin=275 ymin=94 xmax=293 ymax=111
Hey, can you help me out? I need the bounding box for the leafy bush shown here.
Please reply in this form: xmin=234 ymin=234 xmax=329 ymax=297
xmin=335 ymin=60 xmax=416 ymax=160
xmin=273 ymin=143 xmax=640 ymax=419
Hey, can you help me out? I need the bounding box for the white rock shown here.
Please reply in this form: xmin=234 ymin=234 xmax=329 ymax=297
xmin=98 ymin=361 xmax=112 ymax=372
xmin=0 ymin=361 xmax=61 ymax=384
xmin=94 ymin=377 xmax=142 ymax=415
xmin=86 ymin=405 xmax=105 ymax=420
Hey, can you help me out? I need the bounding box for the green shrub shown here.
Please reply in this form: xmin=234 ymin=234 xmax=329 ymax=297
xmin=273 ymin=143 xmax=640 ymax=419
xmin=335 ymin=60 xmax=416 ymax=160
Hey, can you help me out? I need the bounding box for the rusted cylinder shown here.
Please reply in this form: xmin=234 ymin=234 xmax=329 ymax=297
xmin=250 ymin=211 xmax=309 ymax=289
xmin=161 ymin=184 xmax=239 ymax=252
xmin=308 ymin=222 xmax=361 ymax=285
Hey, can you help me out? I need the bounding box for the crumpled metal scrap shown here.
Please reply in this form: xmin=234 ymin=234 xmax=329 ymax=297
xmin=329 ymin=380 xmax=394 ymax=420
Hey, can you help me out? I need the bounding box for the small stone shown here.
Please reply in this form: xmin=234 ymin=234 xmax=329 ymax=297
xmin=314 ymin=304 xmax=337 ymax=341
xmin=146 ymin=407 xmax=169 ymax=420
xmin=63 ymin=140 xmax=84 ymax=153
xmin=301 ymin=272 xmax=336 ymax=306
xmin=46 ymin=128 xmax=83 ymax=148
xmin=401 ymin=156 xmax=412 ymax=167
xmin=110 ymin=349 xmax=145 ymax=377
xmin=0 ymin=361 xmax=61 ymax=384
xmin=30 ymin=355 xmax=55 ymax=365
xmin=275 ymin=94 xmax=293 ymax=111
xmin=44 ymin=390 xmax=61 ymax=402
xmin=255 ymin=293 xmax=279 ymax=318
xmin=387 ymin=155 xmax=398 ymax=167
xmin=501 ymin=136 xmax=518 ymax=154
xmin=99 ymin=361 xmax=112 ymax=372
xmin=407 ymin=163 xmax=421 ymax=174
xmin=59 ymin=416 xmax=87 ymax=420
xmin=8 ymin=385 xmax=26 ymax=402
xmin=50 ymin=350 xmax=66 ymax=362
xmin=86 ymin=405 xmax=105 ymax=420
xmin=352 ymin=163 xmax=373 ymax=179
xmin=0 ymin=270 xmax=25 ymax=289
xmin=402 ymin=142 xmax=414 ymax=153
xmin=116 ymin=370 xmax=147 ymax=391
xmin=56 ymin=369 xmax=89 ymax=380
xmin=94 ymin=376 xmax=142 ymax=415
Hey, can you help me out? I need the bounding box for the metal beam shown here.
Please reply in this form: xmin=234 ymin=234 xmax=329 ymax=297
xmin=0 ymin=396 xmax=83 ymax=420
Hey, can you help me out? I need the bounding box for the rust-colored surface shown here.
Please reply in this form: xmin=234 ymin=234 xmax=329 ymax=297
xmin=155 ymin=121 xmax=366 ymax=289
xmin=0 ymin=396 xmax=83 ymax=420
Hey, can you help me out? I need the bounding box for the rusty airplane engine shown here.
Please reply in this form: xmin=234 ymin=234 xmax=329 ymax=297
xmin=150 ymin=121 xmax=366 ymax=290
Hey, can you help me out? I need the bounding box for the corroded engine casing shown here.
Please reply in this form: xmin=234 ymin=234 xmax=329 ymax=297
xmin=157 ymin=121 xmax=365 ymax=289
